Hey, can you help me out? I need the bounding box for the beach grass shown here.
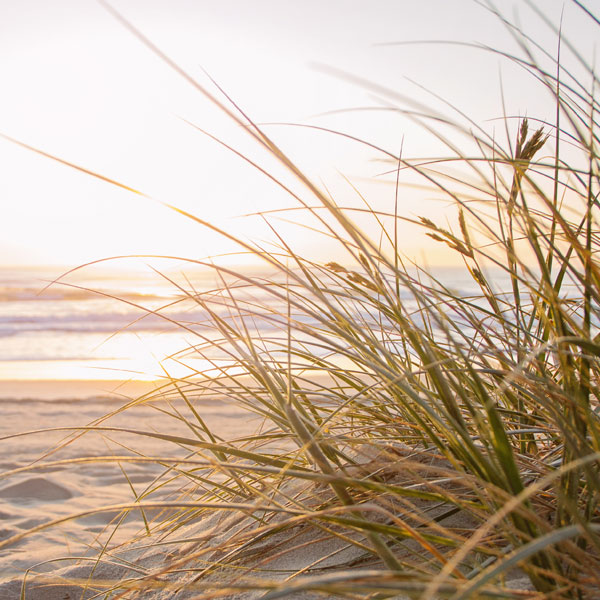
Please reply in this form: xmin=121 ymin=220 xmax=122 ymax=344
xmin=2 ymin=2 xmax=600 ymax=599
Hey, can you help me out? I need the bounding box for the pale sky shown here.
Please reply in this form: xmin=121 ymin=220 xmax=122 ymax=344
xmin=0 ymin=0 xmax=596 ymax=268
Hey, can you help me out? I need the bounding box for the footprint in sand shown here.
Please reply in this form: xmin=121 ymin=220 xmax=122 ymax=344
xmin=0 ymin=477 xmax=72 ymax=501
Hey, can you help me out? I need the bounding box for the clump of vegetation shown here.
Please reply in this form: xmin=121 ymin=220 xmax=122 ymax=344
xmin=2 ymin=2 xmax=600 ymax=599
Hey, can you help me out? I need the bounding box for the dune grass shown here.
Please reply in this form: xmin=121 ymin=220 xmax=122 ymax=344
xmin=2 ymin=2 xmax=600 ymax=598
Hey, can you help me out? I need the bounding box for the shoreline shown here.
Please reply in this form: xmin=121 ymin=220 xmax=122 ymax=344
xmin=0 ymin=379 xmax=173 ymax=401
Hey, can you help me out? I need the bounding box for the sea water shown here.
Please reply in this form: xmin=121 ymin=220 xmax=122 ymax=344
xmin=0 ymin=263 xmax=519 ymax=391
xmin=0 ymin=264 xmax=239 ymax=386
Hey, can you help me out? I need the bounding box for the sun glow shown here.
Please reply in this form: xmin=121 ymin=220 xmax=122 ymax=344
xmin=1 ymin=1 xmax=597 ymax=388
xmin=0 ymin=336 xmax=223 ymax=383
xmin=2 ymin=1 xmax=588 ymax=269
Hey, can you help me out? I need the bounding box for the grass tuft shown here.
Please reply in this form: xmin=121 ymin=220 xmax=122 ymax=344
xmin=3 ymin=3 xmax=600 ymax=599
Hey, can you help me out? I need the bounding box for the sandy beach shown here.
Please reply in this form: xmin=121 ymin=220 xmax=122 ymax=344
xmin=0 ymin=380 xmax=537 ymax=599
xmin=0 ymin=380 xmax=269 ymax=598
xmin=0 ymin=382 xmax=374 ymax=599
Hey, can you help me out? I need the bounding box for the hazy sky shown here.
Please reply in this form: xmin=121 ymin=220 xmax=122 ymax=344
xmin=0 ymin=0 xmax=596 ymax=268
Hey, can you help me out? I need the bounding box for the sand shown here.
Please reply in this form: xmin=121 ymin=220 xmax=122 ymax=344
xmin=0 ymin=381 xmax=263 ymax=597
xmin=0 ymin=382 xmax=536 ymax=599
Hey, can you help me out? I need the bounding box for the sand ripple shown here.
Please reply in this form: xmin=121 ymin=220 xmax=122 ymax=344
xmin=0 ymin=477 xmax=72 ymax=501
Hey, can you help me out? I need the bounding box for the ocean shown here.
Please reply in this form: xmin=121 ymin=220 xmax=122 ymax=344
xmin=0 ymin=262 xmax=515 ymax=398
xmin=0 ymin=264 xmax=236 ymax=390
